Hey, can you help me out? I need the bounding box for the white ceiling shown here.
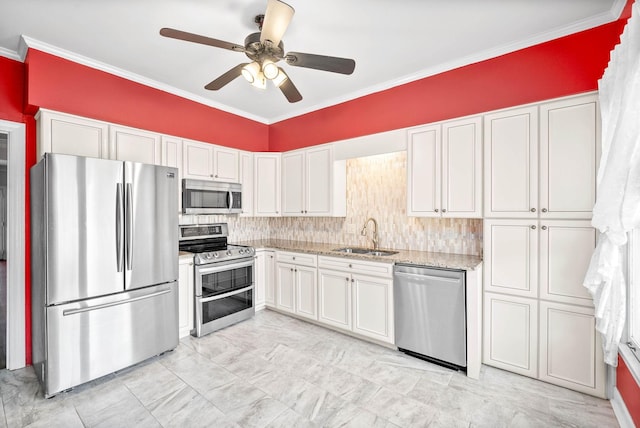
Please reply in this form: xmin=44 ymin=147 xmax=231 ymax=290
xmin=0 ymin=0 xmax=624 ymax=124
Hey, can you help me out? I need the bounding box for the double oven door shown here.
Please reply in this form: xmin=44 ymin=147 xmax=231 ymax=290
xmin=194 ymin=257 xmax=254 ymax=337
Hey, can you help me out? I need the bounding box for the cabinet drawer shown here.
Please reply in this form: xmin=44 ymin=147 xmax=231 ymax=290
xmin=318 ymin=256 xmax=393 ymax=278
xmin=276 ymin=251 xmax=317 ymax=267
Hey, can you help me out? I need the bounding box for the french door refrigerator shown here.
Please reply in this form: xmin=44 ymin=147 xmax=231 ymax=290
xmin=30 ymin=153 xmax=179 ymax=397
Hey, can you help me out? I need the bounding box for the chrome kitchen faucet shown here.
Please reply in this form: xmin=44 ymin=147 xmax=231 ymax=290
xmin=361 ymin=217 xmax=379 ymax=250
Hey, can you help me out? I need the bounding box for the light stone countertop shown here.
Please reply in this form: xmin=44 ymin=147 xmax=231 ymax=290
xmin=233 ymin=239 xmax=482 ymax=271
xmin=179 ymin=251 xmax=194 ymax=260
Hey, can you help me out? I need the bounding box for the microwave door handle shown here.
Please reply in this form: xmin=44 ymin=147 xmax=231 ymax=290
xmin=125 ymin=183 xmax=133 ymax=271
xmin=228 ymin=191 xmax=234 ymax=212
xmin=116 ymin=183 xmax=124 ymax=272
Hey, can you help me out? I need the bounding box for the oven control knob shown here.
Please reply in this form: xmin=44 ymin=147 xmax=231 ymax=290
xmin=213 ymin=252 xmax=219 ymax=258
xmin=239 ymin=249 xmax=245 ymax=255
xmin=204 ymin=253 xmax=212 ymax=260
xmin=226 ymin=250 xmax=232 ymax=256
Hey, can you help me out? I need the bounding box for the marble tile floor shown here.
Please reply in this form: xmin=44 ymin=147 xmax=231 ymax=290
xmin=0 ymin=310 xmax=619 ymax=428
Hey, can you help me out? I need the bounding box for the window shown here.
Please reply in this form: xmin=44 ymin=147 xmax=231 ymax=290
xmin=627 ymin=229 xmax=640 ymax=362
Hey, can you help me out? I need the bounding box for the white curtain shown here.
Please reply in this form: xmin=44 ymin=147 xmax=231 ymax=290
xmin=584 ymin=2 xmax=640 ymax=366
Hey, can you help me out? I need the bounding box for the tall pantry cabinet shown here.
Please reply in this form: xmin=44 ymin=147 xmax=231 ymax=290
xmin=482 ymin=93 xmax=606 ymax=397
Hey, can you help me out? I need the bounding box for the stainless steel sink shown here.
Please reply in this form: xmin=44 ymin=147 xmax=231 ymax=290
xmin=332 ymin=248 xmax=398 ymax=256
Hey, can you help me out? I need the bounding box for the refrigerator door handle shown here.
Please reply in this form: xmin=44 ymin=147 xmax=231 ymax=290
xmin=62 ymin=288 xmax=172 ymax=316
xmin=125 ymin=183 xmax=133 ymax=271
xmin=116 ymin=183 xmax=124 ymax=272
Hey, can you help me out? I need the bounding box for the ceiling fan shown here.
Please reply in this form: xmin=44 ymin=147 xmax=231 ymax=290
xmin=160 ymin=0 xmax=356 ymax=103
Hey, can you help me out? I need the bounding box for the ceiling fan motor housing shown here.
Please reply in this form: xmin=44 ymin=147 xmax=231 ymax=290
xmin=244 ymin=32 xmax=283 ymax=63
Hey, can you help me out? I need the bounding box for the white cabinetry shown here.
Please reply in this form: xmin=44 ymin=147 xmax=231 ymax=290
xmin=178 ymin=255 xmax=194 ymax=338
xmin=282 ymin=145 xmax=333 ymax=216
xmin=407 ymin=116 xmax=482 ymax=218
xmin=109 ymin=124 xmax=162 ymax=165
xmin=182 ymin=139 xmax=239 ymax=182
xmin=239 ymin=151 xmax=254 ymax=216
xmin=254 ymin=153 xmax=281 ymax=216
xmin=318 ymin=256 xmax=394 ymax=344
xmin=484 ymin=94 xmax=598 ymax=219
xmin=161 ymin=136 xmax=183 ymax=212
xmin=36 ymin=109 xmax=109 ymax=159
xmin=275 ymin=252 xmax=317 ymax=320
xmin=255 ymin=249 xmax=276 ymax=310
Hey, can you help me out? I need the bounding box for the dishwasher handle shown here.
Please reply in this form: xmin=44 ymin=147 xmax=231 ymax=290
xmin=394 ymin=271 xmax=462 ymax=283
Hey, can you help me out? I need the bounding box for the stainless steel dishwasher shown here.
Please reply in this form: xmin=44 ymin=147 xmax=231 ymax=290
xmin=394 ymin=264 xmax=466 ymax=370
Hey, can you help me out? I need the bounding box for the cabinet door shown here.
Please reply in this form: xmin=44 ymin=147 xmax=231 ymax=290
xmin=539 ymin=220 xmax=595 ymax=306
xmin=275 ymin=263 xmax=296 ymax=314
xmin=213 ymin=146 xmax=239 ymax=182
xmin=483 ymin=292 xmax=538 ymax=378
xmin=407 ymin=125 xmax=441 ymax=217
xmin=183 ymin=140 xmax=214 ymax=180
xmin=295 ymin=266 xmax=318 ymax=320
xmin=38 ymin=110 xmax=109 ymax=159
xmin=109 ymin=125 xmax=161 ymax=164
xmin=239 ymin=152 xmax=254 ymax=216
xmin=254 ymin=251 xmax=267 ymax=310
xmin=484 ymin=107 xmax=538 ymax=218
xmin=540 ymin=95 xmax=599 ymax=219
xmin=162 ymin=136 xmax=182 ymax=213
xmin=318 ymin=269 xmax=352 ymax=331
xmin=306 ymin=146 xmax=332 ymax=216
xmin=265 ymin=252 xmax=276 ymax=307
xmin=254 ymin=153 xmax=281 ymax=216
xmin=281 ymin=151 xmax=305 ymax=215
xmin=539 ymin=301 xmax=605 ymax=397
xmin=352 ymin=273 xmax=394 ymax=344
xmin=442 ymin=117 xmax=482 ymax=218
xmin=178 ymin=258 xmax=194 ymax=338
xmin=484 ymin=219 xmax=538 ymax=298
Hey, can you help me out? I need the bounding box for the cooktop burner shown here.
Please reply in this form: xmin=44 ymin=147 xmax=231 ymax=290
xmin=179 ymin=223 xmax=254 ymax=265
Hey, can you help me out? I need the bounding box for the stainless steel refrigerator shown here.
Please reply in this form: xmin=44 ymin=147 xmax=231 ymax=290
xmin=30 ymin=153 xmax=179 ymax=397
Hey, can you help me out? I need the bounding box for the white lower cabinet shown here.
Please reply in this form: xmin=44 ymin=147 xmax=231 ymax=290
xmin=178 ymin=256 xmax=194 ymax=338
xmin=255 ymin=249 xmax=275 ymax=310
xmin=275 ymin=252 xmax=318 ymax=320
xmin=318 ymin=256 xmax=394 ymax=344
xmin=539 ymin=301 xmax=605 ymax=397
xmin=483 ymin=292 xmax=538 ymax=378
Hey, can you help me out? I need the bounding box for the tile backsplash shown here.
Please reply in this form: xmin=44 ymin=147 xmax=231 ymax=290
xmin=180 ymin=151 xmax=482 ymax=256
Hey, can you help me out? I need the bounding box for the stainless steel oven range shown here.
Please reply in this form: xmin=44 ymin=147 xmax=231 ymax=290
xmin=178 ymin=223 xmax=255 ymax=337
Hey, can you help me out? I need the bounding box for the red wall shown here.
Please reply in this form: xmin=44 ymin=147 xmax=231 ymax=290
xmin=0 ymin=56 xmax=25 ymax=122
xmin=269 ymin=20 xmax=627 ymax=151
xmin=618 ymin=356 xmax=640 ymax=425
xmin=24 ymin=50 xmax=269 ymax=152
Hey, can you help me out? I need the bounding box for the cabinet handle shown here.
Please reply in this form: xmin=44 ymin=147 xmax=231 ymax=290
xmin=290 ymin=268 xmax=293 ymax=272
xmin=346 ymin=277 xmax=350 ymax=282
xmin=349 ymin=264 xmax=352 ymax=268
xmin=531 ymin=225 xmax=536 ymax=230
xmin=295 ymin=268 xmax=297 ymax=272
xmin=530 ymin=208 xmax=536 ymax=213
xmin=351 ymin=278 xmax=354 ymax=283
xmin=541 ymin=226 xmax=547 ymax=230
xmin=434 ymin=209 xmax=439 ymax=213
xmin=189 ymin=262 xmax=193 ymax=266
xmin=210 ymin=174 xmax=213 ymax=177
xmin=542 ymin=208 xmax=548 ymax=213
xmin=215 ymin=174 xmax=218 ymax=178
xmin=292 ymin=256 xmax=296 ymax=260
xmin=301 ymin=210 xmax=304 ymax=213
xmin=442 ymin=209 xmax=447 ymax=213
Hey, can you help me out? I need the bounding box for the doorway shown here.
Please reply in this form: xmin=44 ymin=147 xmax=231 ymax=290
xmin=0 ymin=132 xmax=7 ymax=369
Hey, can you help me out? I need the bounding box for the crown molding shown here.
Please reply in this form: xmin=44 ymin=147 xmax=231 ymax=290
xmin=0 ymin=46 xmax=21 ymax=62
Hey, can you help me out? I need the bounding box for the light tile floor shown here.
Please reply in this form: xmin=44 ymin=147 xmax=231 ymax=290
xmin=0 ymin=310 xmax=619 ymax=427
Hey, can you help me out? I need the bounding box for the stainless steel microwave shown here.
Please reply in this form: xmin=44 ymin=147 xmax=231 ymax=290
xmin=182 ymin=179 xmax=242 ymax=214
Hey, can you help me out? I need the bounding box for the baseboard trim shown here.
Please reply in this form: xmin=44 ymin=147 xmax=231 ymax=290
xmin=611 ymin=387 xmax=636 ymax=428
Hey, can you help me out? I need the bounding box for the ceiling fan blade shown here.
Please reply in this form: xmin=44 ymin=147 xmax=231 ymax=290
xmin=286 ymin=52 xmax=356 ymax=75
xmin=160 ymin=28 xmax=245 ymax=52
xmin=276 ymin=71 xmax=302 ymax=103
xmin=260 ymin=0 xmax=294 ymax=47
xmin=205 ymin=63 xmax=248 ymax=90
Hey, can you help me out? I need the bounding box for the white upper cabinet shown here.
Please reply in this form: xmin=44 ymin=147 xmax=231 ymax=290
xmin=37 ymin=109 xmax=109 ymax=159
xmin=539 ymin=94 xmax=599 ymax=219
xmin=408 ymin=116 xmax=482 ymax=218
xmin=109 ymin=124 xmax=162 ymax=165
xmin=254 ymin=153 xmax=281 ymax=216
xmin=182 ymin=139 xmax=239 ymax=183
xmin=161 ymin=136 xmax=183 ymax=213
xmin=281 ymin=145 xmax=333 ymax=216
xmin=484 ymin=106 xmax=538 ymax=218
xmin=239 ymin=151 xmax=254 ymax=216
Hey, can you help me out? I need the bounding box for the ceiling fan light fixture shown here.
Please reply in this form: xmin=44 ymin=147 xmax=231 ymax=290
xmin=271 ymin=68 xmax=289 ymax=87
xmin=251 ymin=71 xmax=267 ymax=89
xmin=241 ymin=61 xmax=261 ymax=83
xmin=262 ymin=60 xmax=279 ymax=80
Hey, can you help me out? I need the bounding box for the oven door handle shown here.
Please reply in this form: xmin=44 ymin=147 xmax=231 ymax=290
xmin=199 ymin=285 xmax=254 ymax=303
xmin=196 ymin=258 xmax=255 ymax=275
